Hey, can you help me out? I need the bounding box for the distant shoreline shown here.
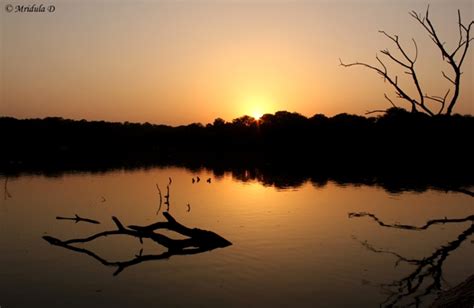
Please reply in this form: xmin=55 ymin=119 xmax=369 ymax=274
xmin=1 ymin=108 xmax=473 ymax=179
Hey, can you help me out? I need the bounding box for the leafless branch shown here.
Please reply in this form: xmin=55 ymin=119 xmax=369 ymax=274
xmin=412 ymin=39 xmax=418 ymax=62
xmin=410 ymin=6 xmax=473 ymax=115
xmin=425 ymin=88 xmax=450 ymax=114
xmin=384 ymin=93 xmax=396 ymax=107
xmin=156 ymin=183 xmax=162 ymax=214
xmin=457 ymin=10 xmax=463 ymax=47
xmin=44 ymin=212 xmax=232 ymax=276
xmin=378 ymin=31 xmax=414 ymax=65
xmin=378 ymin=30 xmax=432 ymax=114
xmin=380 ymin=49 xmax=410 ymax=69
xmin=342 ymin=6 xmax=472 ymax=116
xmin=365 ymin=109 xmax=388 ymax=115
xmin=164 ymin=185 xmax=170 ymax=211
xmin=56 ymin=214 xmax=101 ymax=225
xmin=340 ymin=58 xmax=419 ymax=112
xmin=442 ymin=71 xmax=456 ymax=85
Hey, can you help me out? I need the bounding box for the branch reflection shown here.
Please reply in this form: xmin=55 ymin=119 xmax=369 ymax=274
xmin=349 ymin=212 xmax=473 ymax=307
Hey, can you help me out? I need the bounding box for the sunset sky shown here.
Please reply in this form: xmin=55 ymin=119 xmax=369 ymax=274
xmin=1 ymin=0 xmax=472 ymax=125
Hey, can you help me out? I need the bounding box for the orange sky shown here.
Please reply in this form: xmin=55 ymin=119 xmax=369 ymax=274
xmin=1 ymin=0 xmax=473 ymax=125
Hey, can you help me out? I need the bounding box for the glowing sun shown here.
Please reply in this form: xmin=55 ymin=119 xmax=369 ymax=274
xmin=252 ymin=111 xmax=264 ymax=120
xmin=243 ymin=95 xmax=272 ymax=120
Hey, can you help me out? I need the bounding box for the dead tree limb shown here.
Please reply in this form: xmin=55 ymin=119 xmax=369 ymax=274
xmin=365 ymin=109 xmax=389 ymax=115
xmin=155 ymin=183 xmax=162 ymax=214
xmin=164 ymin=185 xmax=170 ymax=210
xmin=340 ymin=6 xmax=473 ymax=115
xmin=410 ymin=6 xmax=474 ymax=115
xmin=55 ymin=214 xmax=100 ymax=224
xmin=162 ymin=179 xmax=172 ymax=211
xmin=43 ymin=211 xmax=231 ymax=276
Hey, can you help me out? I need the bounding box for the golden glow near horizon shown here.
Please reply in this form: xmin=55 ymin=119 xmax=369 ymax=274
xmin=1 ymin=0 xmax=473 ymax=125
xmin=242 ymin=95 xmax=272 ymax=120
xmin=252 ymin=112 xmax=264 ymax=120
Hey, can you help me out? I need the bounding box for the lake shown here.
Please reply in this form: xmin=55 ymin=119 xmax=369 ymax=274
xmin=1 ymin=166 xmax=472 ymax=307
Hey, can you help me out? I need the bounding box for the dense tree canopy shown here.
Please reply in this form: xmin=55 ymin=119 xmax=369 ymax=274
xmin=1 ymin=109 xmax=472 ymax=175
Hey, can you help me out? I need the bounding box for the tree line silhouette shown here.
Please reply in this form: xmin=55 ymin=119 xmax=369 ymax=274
xmin=1 ymin=108 xmax=472 ymax=176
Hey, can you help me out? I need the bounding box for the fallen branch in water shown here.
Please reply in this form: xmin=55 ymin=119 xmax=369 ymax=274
xmin=155 ymin=183 xmax=162 ymax=214
xmin=44 ymin=211 xmax=231 ymax=276
xmin=164 ymin=185 xmax=170 ymax=211
xmin=56 ymin=214 xmax=100 ymax=224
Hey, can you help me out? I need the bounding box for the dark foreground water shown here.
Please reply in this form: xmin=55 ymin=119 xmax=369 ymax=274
xmin=1 ymin=167 xmax=472 ymax=307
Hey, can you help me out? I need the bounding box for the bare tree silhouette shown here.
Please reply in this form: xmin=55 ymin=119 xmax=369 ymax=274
xmin=349 ymin=212 xmax=474 ymax=307
xmin=43 ymin=211 xmax=232 ymax=276
xmin=340 ymin=6 xmax=473 ymax=115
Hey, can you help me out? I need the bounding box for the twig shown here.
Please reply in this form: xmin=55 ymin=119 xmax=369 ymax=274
xmin=56 ymin=214 xmax=100 ymax=224
xmin=156 ymin=183 xmax=162 ymax=214
xmin=365 ymin=109 xmax=388 ymax=115
xmin=164 ymin=185 xmax=170 ymax=211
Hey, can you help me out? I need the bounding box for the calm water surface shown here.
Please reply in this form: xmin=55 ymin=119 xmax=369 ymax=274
xmin=1 ymin=167 xmax=472 ymax=307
